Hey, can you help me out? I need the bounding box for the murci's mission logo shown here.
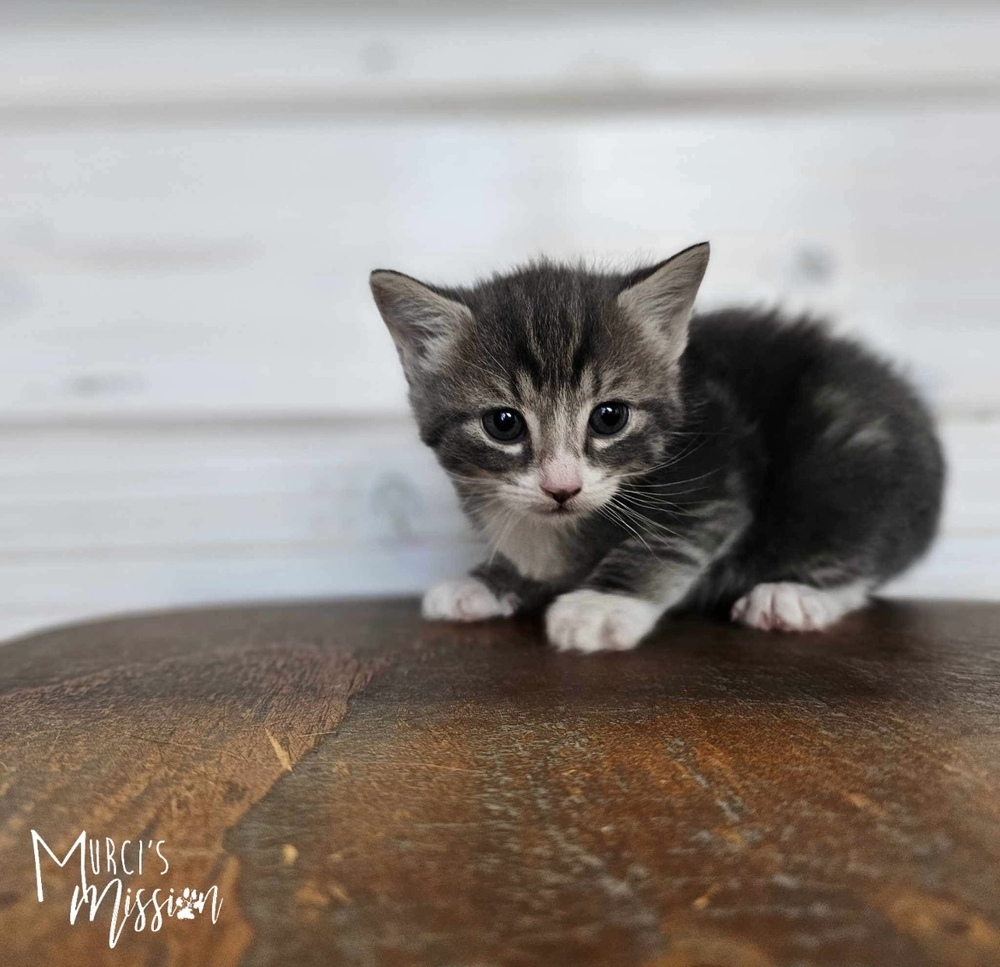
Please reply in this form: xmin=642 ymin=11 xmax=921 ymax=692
xmin=31 ymin=830 xmax=223 ymax=949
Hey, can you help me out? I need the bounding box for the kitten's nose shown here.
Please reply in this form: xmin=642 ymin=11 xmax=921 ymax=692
xmin=542 ymin=485 xmax=582 ymax=505
xmin=539 ymin=455 xmax=583 ymax=506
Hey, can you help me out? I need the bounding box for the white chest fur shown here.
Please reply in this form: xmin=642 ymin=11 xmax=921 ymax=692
xmin=486 ymin=515 xmax=575 ymax=582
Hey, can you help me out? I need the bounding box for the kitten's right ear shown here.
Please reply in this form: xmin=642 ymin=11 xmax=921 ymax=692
xmin=369 ymin=269 xmax=473 ymax=375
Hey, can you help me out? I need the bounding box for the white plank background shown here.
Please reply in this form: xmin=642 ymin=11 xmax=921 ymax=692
xmin=1 ymin=1 xmax=998 ymax=640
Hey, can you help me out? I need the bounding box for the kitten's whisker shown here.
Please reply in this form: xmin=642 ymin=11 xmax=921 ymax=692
xmin=617 ymin=493 xmax=692 ymax=511
xmin=611 ymin=507 xmax=683 ymax=546
xmin=597 ymin=501 xmax=661 ymax=560
xmin=616 ymin=495 xmax=698 ymax=519
xmin=615 ymin=485 xmax=696 ymax=506
xmin=610 ymin=495 xmax=687 ymax=540
xmin=632 ymin=438 xmax=708 ymax=475
xmin=622 ymin=469 xmax=721 ymax=491
xmin=624 ymin=485 xmax=716 ymax=502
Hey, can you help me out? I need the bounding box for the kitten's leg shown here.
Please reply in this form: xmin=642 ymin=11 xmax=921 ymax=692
xmin=730 ymin=581 xmax=869 ymax=632
xmin=422 ymin=576 xmax=519 ymax=622
xmin=546 ymin=588 xmax=663 ymax=654
xmin=422 ymin=558 xmax=552 ymax=623
xmin=546 ymin=514 xmax=739 ymax=654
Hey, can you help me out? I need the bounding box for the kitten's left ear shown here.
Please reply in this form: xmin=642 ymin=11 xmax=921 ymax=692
xmin=616 ymin=242 xmax=710 ymax=362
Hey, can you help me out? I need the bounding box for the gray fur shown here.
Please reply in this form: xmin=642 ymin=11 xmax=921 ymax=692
xmin=370 ymin=243 xmax=945 ymax=643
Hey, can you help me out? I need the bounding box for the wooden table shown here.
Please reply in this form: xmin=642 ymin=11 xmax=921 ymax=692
xmin=1 ymin=599 xmax=999 ymax=966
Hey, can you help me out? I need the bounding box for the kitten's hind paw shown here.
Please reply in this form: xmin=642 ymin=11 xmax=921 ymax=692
xmin=546 ymin=590 xmax=660 ymax=654
xmin=422 ymin=577 xmax=518 ymax=622
xmin=731 ymin=581 xmax=868 ymax=632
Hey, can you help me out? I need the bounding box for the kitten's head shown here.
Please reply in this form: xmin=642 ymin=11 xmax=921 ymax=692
xmin=370 ymin=243 xmax=709 ymax=531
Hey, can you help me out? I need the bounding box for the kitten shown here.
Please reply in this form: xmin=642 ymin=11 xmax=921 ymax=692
xmin=370 ymin=243 xmax=944 ymax=653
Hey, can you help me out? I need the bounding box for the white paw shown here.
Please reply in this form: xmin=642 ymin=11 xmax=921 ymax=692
xmin=546 ymin=590 xmax=661 ymax=654
xmin=730 ymin=582 xmax=867 ymax=632
xmin=422 ymin=577 xmax=517 ymax=622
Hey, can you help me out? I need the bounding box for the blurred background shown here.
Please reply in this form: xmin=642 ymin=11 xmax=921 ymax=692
xmin=1 ymin=0 xmax=998 ymax=640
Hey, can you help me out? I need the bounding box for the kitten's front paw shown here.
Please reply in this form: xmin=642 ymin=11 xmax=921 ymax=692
xmin=422 ymin=577 xmax=517 ymax=622
xmin=546 ymin=590 xmax=660 ymax=654
xmin=730 ymin=582 xmax=865 ymax=632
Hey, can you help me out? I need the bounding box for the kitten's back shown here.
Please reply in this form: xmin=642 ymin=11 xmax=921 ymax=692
xmin=686 ymin=308 xmax=945 ymax=586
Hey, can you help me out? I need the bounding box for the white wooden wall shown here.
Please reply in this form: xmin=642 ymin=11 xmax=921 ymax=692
xmin=2 ymin=2 xmax=999 ymax=640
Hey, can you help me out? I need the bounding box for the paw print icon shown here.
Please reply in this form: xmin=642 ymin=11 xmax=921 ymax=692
xmin=174 ymin=888 xmax=203 ymax=920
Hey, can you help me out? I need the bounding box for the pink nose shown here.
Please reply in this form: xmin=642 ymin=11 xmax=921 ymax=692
xmin=541 ymin=485 xmax=581 ymax=505
xmin=539 ymin=456 xmax=583 ymax=505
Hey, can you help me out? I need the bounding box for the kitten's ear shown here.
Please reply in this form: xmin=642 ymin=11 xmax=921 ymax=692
xmin=616 ymin=242 xmax=710 ymax=362
xmin=369 ymin=269 xmax=473 ymax=374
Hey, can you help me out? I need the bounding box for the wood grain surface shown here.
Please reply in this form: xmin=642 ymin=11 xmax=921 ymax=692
xmin=1 ymin=599 xmax=999 ymax=966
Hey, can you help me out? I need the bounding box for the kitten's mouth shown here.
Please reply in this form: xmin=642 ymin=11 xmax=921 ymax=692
xmin=539 ymin=502 xmax=577 ymax=517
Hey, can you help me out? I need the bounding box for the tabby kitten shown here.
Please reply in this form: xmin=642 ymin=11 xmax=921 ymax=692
xmin=370 ymin=243 xmax=944 ymax=654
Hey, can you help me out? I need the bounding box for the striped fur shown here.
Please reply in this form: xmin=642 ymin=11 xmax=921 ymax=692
xmin=370 ymin=243 xmax=945 ymax=652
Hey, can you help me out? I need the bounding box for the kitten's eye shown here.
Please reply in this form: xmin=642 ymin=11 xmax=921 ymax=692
xmin=589 ymin=401 xmax=630 ymax=436
xmin=482 ymin=408 xmax=526 ymax=443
